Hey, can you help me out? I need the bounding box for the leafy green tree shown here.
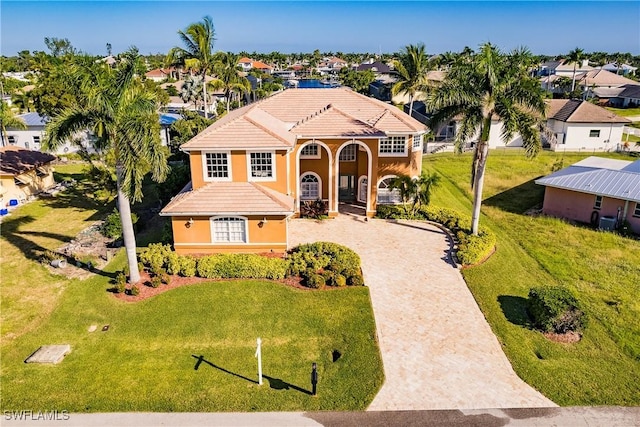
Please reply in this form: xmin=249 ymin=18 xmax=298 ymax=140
xmin=44 ymin=37 xmax=76 ymax=57
xmin=427 ymin=43 xmax=545 ymax=235
xmin=392 ymin=43 xmax=433 ymax=117
xmin=169 ymin=109 xmax=214 ymax=147
xmin=0 ymin=100 xmax=27 ymax=145
xmin=43 ymin=50 xmax=168 ymax=283
xmin=338 ymin=68 xmax=375 ymax=94
xmin=567 ymin=47 xmax=585 ymax=92
xmin=167 ymin=16 xmax=216 ymax=118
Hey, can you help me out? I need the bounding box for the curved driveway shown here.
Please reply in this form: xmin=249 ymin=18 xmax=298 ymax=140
xmin=288 ymin=216 xmax=556 ymax=410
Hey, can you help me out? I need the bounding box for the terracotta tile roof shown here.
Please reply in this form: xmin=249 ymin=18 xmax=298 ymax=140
xmin=160 ymin=181 xmax=294 ymax=215
xmin=238 ymin=57 xmax=252 ymax=64
xmin=579 ymin=69 xmax=640 ymax=87
xmin=546 ymin=99 xmax=630 ymax=123
xmin=251 ymin=60 xmax=272 ymax=70
xmin=0 ymin=146 xmax=56 ymax=176
xmin=181 ymin=87 xmax=426 ymax=151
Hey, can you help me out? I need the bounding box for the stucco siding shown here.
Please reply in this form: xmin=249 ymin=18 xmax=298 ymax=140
xmin=551 ymin=122 xmax=623 ymax=152
xmin=171 ymin=214 xmax=288 ymax=255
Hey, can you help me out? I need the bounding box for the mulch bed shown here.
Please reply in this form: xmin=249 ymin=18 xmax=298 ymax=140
xmin=112 ymin=271 xmax=315 ymax=302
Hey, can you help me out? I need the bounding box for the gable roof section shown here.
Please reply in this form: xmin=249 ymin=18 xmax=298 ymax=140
xmin=0 ymin=146 xmax=56 ymax=176
xmin=181 ymin=87 xmax=426 ymax=150
xmin=580 ymin=69 xmax=640 ymax=87
xmin=535 ymin=157 xmax=640 ymax=203
xmin=546 ymin=99 xmax=630 ymax=123
xmin=17 ymin=112 xmax=47 ymax=127
xmin=159 ymin=181 xmax=294 ymax=216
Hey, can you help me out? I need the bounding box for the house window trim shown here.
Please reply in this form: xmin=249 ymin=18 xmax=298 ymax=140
xmin=339 ymin=144 xmax=357 ymax=162
xmin=376 ymin=174 xmax=402 ymax=204
xmin=7 ymin=135 xmax=16 ymax=145
xmin=202 ymin=151 xmax=232 ymax=182
xmin=589 ymin=129 xmax=601 ymax=138
xmin=300 ymin=142 xmax=321 ymax=159
xmin=210 ymin=216 xmax=248 ymax=244
xmin=412 ymin=134 xmax=422 ymax=151
xmin=633 ymin=202 xmax=640 ymax=218
xmin=378 ymin=135 xmax=408 ymax=157
xmin=247 ymin=151 xmax=276 ymax=182
xmin=594 ymin=195 xmax=603 ymax=210
xmin=300 ymin=171 xmax=322 ymax=201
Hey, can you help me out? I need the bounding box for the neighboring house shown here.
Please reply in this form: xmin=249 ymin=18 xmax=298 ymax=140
xmin=602 ymin=62 xmax=638 ymax=76
xmin=553 ymin=60 xmax=594 ymax=78
xmin=0 ymin=146 xmax=56 ymax=209
xmin=160 ymin=87 xmax=426 ymax=254
xmin=145 ymin=67 xmax=180 ymax=82
xmin=356 ymin=60 xmax=391 ymax=74
xmin=545 ymin=99 xmax=630 ymax=152
xmin=535 ymin=156 xmax=640 ymax=234
xmin=615 ymin=85 xmax=640 ymax=107
xmin=238 ymin=57 xmax=273 ymax=74
xmin=579 ymin=69 xmax=639 ymax=93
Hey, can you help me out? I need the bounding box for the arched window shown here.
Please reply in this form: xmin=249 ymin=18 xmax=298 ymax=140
xmin=211 ymin=217 xmax=247 ymax=243
xmin=300 ymin=173 xmax=320 ymax=200
xmin=377 ymin=176 xmax=402 ymax=204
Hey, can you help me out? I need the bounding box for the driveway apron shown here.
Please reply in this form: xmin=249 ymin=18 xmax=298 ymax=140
xmin=288 ymin=216 xmax=556 ymax=410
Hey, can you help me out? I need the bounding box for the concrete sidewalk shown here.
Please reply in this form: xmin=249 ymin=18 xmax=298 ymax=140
xmin=4 ymin=407 xmax=639 ymax=427
xmin=289 ymin=216 xmax=555 ymax=410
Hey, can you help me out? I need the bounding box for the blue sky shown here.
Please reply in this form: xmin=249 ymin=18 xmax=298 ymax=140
xmin=2 ymin=1 xmax=639 ymax=56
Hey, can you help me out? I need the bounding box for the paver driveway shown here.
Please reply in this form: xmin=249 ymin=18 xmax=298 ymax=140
xmin=288 ymin=216 xmax=556 ymax=410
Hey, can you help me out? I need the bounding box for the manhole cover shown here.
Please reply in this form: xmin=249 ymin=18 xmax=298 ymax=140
xmin=25 ymin=345 xmax=71 ymax=364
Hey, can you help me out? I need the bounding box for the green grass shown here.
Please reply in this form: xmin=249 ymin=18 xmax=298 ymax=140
xmin=424 ymin=151 xmax=640 ymax=405
xmin=1 ymin=165 xmax=383 ymax=412
xmin=1 ymin=250 xmax=382 ymax=411
xmin=1 ymin=163 xmax=113 ymax=341
xmin=605 ymin=106 xmax=640 ymax=117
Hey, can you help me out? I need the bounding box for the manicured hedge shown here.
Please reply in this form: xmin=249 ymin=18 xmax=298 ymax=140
xmin=528 ymin=286 xmax=587 ymax=334
xmin=196 ymin=254 xmax=288 ymax=280
xmin=376 ymin=204 xmax=495 ymax=266
xmin=287 ymin=241 xmax=364 ymax=288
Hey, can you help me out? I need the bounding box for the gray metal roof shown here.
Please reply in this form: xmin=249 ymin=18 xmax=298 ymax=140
xmin=535 ymin=157 xmax=640 ymax=203
xmin=18 ymin=112 xmax=48 ymax=127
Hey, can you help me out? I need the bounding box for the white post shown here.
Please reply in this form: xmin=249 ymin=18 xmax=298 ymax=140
xmin=255 ymin=337 xmax=263 ymax=385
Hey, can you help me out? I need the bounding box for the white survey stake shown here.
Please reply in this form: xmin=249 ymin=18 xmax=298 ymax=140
xmin=255 ymin=337 xmax=263 ymax=385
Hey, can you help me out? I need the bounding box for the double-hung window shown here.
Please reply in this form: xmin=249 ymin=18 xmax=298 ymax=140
xmin=204 ymin=152 xmax=230 ymax=181
xmin=212 ymin=217 xmax=247 ymax=243
xmin=249 ymin=152 xmax=274 ymax=180
xmin=594 ymin=195 xmax=603 ymax=210
xmin=379 ymin=136 xmax=407 ymax=156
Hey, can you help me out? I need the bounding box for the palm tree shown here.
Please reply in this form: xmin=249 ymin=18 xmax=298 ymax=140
xmin=210 ymin=52 xmax=251 ymax=113
xmin=392 ymin=43 xmax=432 ymax=118
xmin=167 ymin=16 xmax=216 ymax=118
xmin=414 ymin=172 xmax=441 ymax=208
xmin=43 ymin=51 xmax=168 ymax=283
xmin=567 ymin=47 xmax=585 ymax=92
xmin=388 ymin=175 xmax=418 ymax=215
xmin=0 ymin=100 xmax=26 ymax=146
xmin=180 ymin=75 xmax=203 ymax=110
xmin=427 ymin=43 xmax=546 ymax=235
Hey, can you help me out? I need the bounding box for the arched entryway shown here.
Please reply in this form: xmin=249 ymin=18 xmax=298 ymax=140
xmin=335 ymin=140 xmax=372 ymax=216
xmin=296 ymin=140 xmax=333 ymax=214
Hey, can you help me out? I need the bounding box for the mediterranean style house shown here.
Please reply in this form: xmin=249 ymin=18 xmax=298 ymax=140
xmin=161 ymin=88 xmax=427 ymax=254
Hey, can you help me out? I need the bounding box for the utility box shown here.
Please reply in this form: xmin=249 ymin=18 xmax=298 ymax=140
xmin=599 ymin=216 xmax=617 ymax=231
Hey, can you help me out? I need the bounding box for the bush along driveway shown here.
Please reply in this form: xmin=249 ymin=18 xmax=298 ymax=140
xmin=289 ymin=216 xmax=556 ymax=410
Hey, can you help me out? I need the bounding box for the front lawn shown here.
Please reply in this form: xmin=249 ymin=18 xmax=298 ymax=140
xmin=1 ymin=251 xmax=383 ymax=412
xmin=424 ymin=151 xmax=640 ymax=405
xmin=605 ymin=106 xmax=640 ymax=117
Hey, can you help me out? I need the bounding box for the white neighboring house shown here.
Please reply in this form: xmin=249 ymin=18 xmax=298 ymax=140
xmin=545 ymin=99 xmax=630 ymax=152
xmin=4 ymin=112 xmax=91 ymax=154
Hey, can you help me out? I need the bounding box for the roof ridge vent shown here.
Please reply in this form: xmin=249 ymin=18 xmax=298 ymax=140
xmin=294 ymin=104 xmax=332 ymax=127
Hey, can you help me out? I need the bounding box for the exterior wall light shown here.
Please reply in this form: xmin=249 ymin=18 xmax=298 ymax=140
xmin=258 ymin=217 xmax=268 ymax=228
xmin=186 ymin=217 xmax=194 ymax=228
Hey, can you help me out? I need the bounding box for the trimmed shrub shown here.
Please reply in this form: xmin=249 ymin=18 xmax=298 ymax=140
xmin=375 ymin=204 xmax=409 ymax=219
xmin=306 ymin=274 xmax=326 ymax=289
xmin=321 ymin=270 xmax=335 ymax=286
xmin=165 ymin=251 xmax=181 ymax=275
xmin=347 ymin=273 xmax=365 ymax=286
xmin=528 ymin=286 xmax=587 ymax=334
xmin=456 ymin=230 xmax=496 ymax=266
xmin=130 ymin=285 xmax=140 ymax=296
xmin=178 ymin=256 xmax=197 ymax=277
xmin=114 ymin=271 xmax=127 ymax=294
xmin=196 ymin=254 xmax=288 ymax=280
xmin=334 ymin=274 xmax=347 ymax=287
xmin=139 ymin=243 xmax=173 ymax=271
xmin=150 ymin=276 xmax=162 ymax=288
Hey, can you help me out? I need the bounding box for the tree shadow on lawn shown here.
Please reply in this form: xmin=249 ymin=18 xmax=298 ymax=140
xmin=497 ymin=295 xmax=533 ymax=329
xmin=483 ymin=178 xmax=545 ymax=214
xmin=2 ymin=215 xmax=117 ymax=280
xmin=191 ymin=355 xmax=311 ymax=395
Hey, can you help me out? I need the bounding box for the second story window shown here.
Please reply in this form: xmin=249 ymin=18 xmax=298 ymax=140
xmin=379 ymin=136 xmax=406 ymax=156
xmin=300 ymin=143 xmax=320 ymax=159
xmin=249 ymin=152 xmax=274 ymax=180
xmin=205 ymin=152 xmax=230 ymax=180
xmin=339 ymin=144 xmax=356 ymax=161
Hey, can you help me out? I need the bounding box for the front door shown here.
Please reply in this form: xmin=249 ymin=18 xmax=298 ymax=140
xmin=339 ymin=174 xmax=356 ymax=201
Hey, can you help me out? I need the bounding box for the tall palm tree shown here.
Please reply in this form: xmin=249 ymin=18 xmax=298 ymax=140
xmin=167 ymin=16 xmax=216 ymax=118
xmin=567 ymin=47 xmax=585 ymax=92
xmin=392 ymin=43 xmax=432 ymax=117
xmin=180 ymin=75 xmax=203 ymax=110
xmin=43 ymin=51 xmax=168 ymax=283
xmin=0 ymin=100 xmax=26 ymax=146
xmin=427 ymin=43 xmax=546 ymax=235
xmin=210 ymin=52 xmax=251 ymax=113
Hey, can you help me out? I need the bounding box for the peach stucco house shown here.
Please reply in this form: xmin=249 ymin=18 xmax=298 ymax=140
xmin=535 ymin=156 xmax=640 ymax=234
xmin=160 ymin=88 xmax=426 ymax=254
